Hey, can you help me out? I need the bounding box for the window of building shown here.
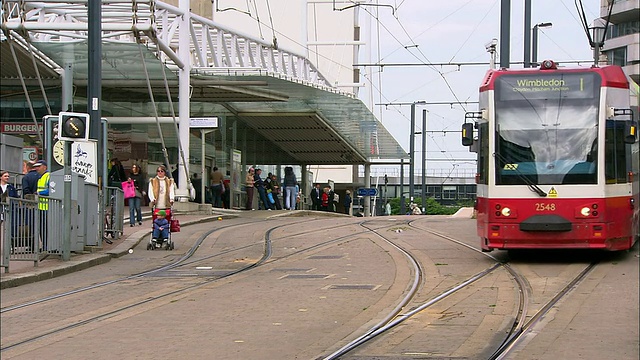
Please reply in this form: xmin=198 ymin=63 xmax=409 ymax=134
xmin=605 ymin=47 xmax=627 ymax=66
xmin=605 ymin=20 xmax=640 ymax=40
xmin=442 ymin=186 xmax=457 ymax=200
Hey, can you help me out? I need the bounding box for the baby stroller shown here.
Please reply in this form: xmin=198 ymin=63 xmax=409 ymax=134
xmin=146 ymin=208 xmax=175 ymax=250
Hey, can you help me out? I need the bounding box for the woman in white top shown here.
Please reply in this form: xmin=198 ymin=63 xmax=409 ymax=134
xmin=148 ymin=165 xmax=175 ymax=210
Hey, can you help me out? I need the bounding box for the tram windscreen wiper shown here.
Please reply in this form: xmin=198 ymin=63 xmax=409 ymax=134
xmin=493 ymin=152 xmax=547 ymax=197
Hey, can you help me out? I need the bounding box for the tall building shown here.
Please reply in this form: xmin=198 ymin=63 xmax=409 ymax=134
xmin=600 ymin=0 xmax=640 ymax=84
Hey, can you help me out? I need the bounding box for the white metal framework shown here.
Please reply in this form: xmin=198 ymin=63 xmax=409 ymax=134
xmin=0 ymin=0 xmax=332 ymax=88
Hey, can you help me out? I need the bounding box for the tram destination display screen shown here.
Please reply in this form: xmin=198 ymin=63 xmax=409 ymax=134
xmin=497 ymin=73 xmax=599 ymax=101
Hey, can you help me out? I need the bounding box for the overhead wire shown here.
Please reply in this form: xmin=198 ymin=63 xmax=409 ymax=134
xmin=249 ymin=0 xmax=264 ymax=40
xmin=447 ymin=1 xmax=499 ymax=63
xmin=135 ymin=31 xmax=195 ymax=197
xmin=355 ymin=2 xmax=479 ymax=169
xmin=3 ymin=29 xmax=44 ymax=145
xmin=358 ymin=4 xmax=475 ymax=114
xmin=265 ymin=0 xmax=278 ymax=49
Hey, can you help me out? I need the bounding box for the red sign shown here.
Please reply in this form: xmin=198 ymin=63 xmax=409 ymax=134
xmin=1 ymin=123 xmax=44 ymax=134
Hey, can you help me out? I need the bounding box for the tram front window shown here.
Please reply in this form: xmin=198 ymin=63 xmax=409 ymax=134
xmin=494 ymin=73 xmax=600 ymax=186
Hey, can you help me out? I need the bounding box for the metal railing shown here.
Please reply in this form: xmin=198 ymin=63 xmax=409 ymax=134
xmin=1 ymin=196 xmax=63 ymax=272
xmin=103 ymin=187 xmax=124 ymax=241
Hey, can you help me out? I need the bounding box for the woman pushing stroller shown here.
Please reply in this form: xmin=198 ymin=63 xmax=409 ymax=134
xmin=147 ymin=165 xmax=176 ymax=250
xmin=148 ymin=165 xmax=175 ymax=215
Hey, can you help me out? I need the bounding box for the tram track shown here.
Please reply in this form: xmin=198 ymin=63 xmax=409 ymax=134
xmin=409 ymin=220 xmax=601 ymax=359
xmin=322 ymin=219 xmax=509 ymax=359
xmin=1 ymin=215 xmax=605 ymax=358
xmin=321 ymin=218 xmax=600 ymax=359
xmin=0 ymin=217 xmax=399 ymax=353
xmin=1 ymin=216 xmax=337 ymax=313
xmin=489 ymin=261 xmax=597 ymax=359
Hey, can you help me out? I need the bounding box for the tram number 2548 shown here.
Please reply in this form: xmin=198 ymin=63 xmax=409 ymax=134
xmin=535 ymin=203 xmax=556 ymax=211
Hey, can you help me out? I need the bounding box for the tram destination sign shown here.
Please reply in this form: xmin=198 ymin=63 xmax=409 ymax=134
xmin=497 ymin=73 xmax=598 ymax=101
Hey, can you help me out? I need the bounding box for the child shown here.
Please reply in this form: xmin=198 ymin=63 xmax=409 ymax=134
xmin=152 ymin=210 xmax=170 ymax=240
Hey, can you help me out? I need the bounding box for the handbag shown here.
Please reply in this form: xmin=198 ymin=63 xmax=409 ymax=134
xmin=122 ymin=181 xmax=136 ymax=199
xmin=170 ymin=218 xmax=181 ymax=232
xmin=267 ymin=191 xmax=275 ymax=204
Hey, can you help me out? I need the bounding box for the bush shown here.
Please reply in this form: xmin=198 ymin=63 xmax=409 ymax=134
xmin=386 ymin=197 xmax=463 ymax=215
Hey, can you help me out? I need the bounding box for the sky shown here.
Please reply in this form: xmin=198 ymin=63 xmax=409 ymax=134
xmin=354 ymin=0 xmax=602 ymax=176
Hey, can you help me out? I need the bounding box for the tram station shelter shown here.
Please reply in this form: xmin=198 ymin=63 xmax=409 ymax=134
xmin=0 ymin=1 xmax=408 ymax=212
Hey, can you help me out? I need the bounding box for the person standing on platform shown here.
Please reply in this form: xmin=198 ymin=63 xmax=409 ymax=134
xmin=19 ymin=163 xmax=38 ymax=252
xmin=128 ymin=164 xmax=145 ymax=227
xmin=21 ymin=161 xmax=40 ymax=199
xmin=210 ymin=166 xmax=224 ymax=208
xmin=343 ymin=190 xmax=352 ymax=215
xmin=254 ymin=168 xmax=271 ymax=210
xmin=283 ymin=166 xmax=297 ymax=210
xmin=34 ymin=160 xmax=50 ymax=251
xmin=268 ymin=173 xmax=282 ymax=210
xmin=385 ymin=200 xmax=392 ymax=216
xmin=108 ymin=158 xmax=126 ymax=189
xmin=223 ymin=175 xmax=231 ymax=209
xmin=148 ymin=165 xmax=175 ymax=214
xmin=328 ymin=187 xmax=336 ymax=212
xmin=1 ymin=170 xmax=18 ymax=200
xmin=310 ymin=183 xmax=321 ymax=211
xmin=320 ymin=187 xmax=330 ymax=211
xmin=245 ymin=168 xmax=255 ymax=210
xmin=1 ymin=170 xmax=18 ymax=224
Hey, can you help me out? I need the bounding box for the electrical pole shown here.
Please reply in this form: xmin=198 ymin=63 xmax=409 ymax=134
xmin=88 ymin=0 xmax=103 ymax=241
xmin=409 ymin=103 xmax=415 ymax=204
xmin=500 ymin=0 xmax=511 ymax=68
xmin=523 ymin=0 xmax=531 ymax=67
xmin=421 ymin=109 xmax=427 ymax=213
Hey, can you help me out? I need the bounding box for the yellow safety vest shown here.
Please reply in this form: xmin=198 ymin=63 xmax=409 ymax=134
xmin=37 ymin=172 xmax=50 ymax=210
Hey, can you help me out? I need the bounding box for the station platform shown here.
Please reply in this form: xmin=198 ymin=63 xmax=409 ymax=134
xmin=0 ymin=205 xmax=339 ymax=289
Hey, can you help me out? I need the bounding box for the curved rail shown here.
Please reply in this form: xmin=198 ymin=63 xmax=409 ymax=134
xmin=322 ymin=220 xmax=509 ymax=359
xmin=0 ymin=217 xmax=393 ymax=352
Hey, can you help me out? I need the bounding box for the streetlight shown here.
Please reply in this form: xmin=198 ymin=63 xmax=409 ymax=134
xmin=532 ymin=22 xmax=552 ymax=67
xmin=485 ymin=38 xmax=498 ymax=69
xmin=589 ymin=18 xmax=607 ymax=66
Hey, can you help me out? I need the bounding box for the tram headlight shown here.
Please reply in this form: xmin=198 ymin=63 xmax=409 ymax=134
xmin=580 ymin=207 xmax=591 ymax=217
xmin=501 ymin=207 xmax=512 ymax=217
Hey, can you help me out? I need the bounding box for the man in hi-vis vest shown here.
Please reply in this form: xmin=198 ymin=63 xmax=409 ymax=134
xmin=34 ymin=160 xmax=50 ymax=251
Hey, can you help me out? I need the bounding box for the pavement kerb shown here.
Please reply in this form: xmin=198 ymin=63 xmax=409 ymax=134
xmin=0 ymin=214 xmax=224 ymax=289
xmin=0 ymin=253 xmax=112 ymax=290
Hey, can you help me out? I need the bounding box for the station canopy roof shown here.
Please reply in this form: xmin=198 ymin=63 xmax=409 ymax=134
xmin=1 ymin=40 xmax=408 ymax=165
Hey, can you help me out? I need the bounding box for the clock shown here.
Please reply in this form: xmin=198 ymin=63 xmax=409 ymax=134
xmin=53 ymin=140 xmax=65 ymax=166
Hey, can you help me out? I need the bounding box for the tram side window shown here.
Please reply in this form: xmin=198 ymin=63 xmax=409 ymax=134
xmin=605 ymin=120 xmax=628 ymax=184
xmin=477 ymin=122 xmax=489 ymax=185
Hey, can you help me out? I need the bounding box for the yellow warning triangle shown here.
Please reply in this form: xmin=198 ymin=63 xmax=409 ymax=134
xmin=548 ymin=187 xmax=558 ymax=197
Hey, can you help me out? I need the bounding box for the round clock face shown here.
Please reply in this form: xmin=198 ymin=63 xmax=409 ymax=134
xmin=53 ymin=140 xmax=65 ymax=166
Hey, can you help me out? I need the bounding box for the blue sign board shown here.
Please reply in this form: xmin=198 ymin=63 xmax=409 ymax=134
xmin=357 ymin=188 xmax=378 ymax=197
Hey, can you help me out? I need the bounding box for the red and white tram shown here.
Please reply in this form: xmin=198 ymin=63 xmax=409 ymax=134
xmin=462 ymin=60 xmax=639 ymax=251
